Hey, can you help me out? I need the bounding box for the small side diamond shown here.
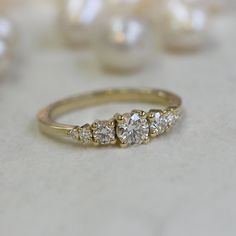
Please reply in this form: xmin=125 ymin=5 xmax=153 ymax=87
xmin=92 ymin=120 xmax=116 ymax=145
xmin=149 ymin=109 xmax=180 ymax=137
xmin=149 ymin=112 xmax=168 ymax=136
xmin=164 ymin=110 xmax=180 ymax=127
xmin=78 ymin=125 xmax=93 ymax=144
xmin=69 ymin=127 xmax=79 ymax=141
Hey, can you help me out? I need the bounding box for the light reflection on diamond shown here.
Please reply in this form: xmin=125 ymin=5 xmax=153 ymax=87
xmin=116 ymin=112 xmax=149 ymax=146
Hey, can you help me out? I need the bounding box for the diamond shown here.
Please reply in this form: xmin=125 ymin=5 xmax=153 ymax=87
xmin=69 ymin=127 xmax=79 ymax=141
xmin=150 ymin=112 xmax=168 ymax=136
xmin=116 ymin=111 xmax=149 ymax=146
xmin=165 ymin=111 xmax=179 ymax=126
xmin=149 ymin=109 xmax=180 ymax=136
xmin=92 ymin=120 xmax=116 ymax=145
xmin=78 ymin=125 xmax=93 ymax=144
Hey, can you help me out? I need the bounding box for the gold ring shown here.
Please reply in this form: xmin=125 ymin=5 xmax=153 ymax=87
xmin=37 ymin=88 xmax=182 ymax=147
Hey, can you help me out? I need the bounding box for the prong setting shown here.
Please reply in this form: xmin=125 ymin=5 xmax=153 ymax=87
xmin=143 ymin=137 xmax=150 ymax=144
xmin=114 ymin=113 xmax=124 ymax=123
xmin=132 ymin=109 xmax=147 ymax=118
xmin=91 ymin=122 xmax=98 ymax=131
xmin=149 ymin=108 xmax=181 ymax=136
xmin=116 ymin=111 xmax=149 ymax=146
xmin=92 ymin=120 xmax=116 ymax=145
xmin=69 ymin=108 xmax=181 ymax=147
xmin=120 ymin=142 xmax=129 ymax=148
xmin=73 ymin=124 xmax=93 ymax=144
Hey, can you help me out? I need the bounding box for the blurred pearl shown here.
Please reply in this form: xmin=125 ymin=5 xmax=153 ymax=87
xmin=0 ymin=17 xmax=16 ymax=47
xmin=0 ymin=40 xmax=11 ymax=74
xmin=157 ymin=0 xmax=208 ymax=51
xmin=94 ymin=16 xmax=155 ymax=72
xmin=0 ymin=17 xmax=16 ymax=75
xmin=60 ymin=0 xmax=103 ymax=46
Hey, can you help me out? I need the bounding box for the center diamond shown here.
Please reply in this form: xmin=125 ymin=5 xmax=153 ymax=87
xmin=116 ymin=111 xmax=149 ymax=146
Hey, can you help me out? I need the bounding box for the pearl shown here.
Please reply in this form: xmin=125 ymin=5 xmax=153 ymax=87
xmin=0 ymin=40 xmax=11 ymax=74
xmin=0 ymin=17 xmax=16 ymax=74
xmin=60 ymin=0 xmax=103 ymax=46
xmin=94 ymin=16 xmax=155 ymax=72
xmin=156 ymin=0 xmax=208 ymax=51
xmin=0 ymin=17 xmax=16 ymax=47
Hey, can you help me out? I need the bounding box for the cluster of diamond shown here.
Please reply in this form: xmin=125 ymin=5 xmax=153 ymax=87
xmin=69 ymin=108 xmax=180 ymax=147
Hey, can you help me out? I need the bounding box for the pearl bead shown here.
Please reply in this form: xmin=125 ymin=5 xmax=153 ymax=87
xmin=156 ymin=0 xmax=208 ymax=51
xmin=60 ymin=0 xmax=103 ymax=46
xmin=0 ymin=40 xmax=11 ymax=74
xmin=0 ymin=17 xmax=16 ymax=47
xmin=0 ymin=17 xmax=16 ymax=74
xmin=94 ymin=16 xmax=155 ymax=72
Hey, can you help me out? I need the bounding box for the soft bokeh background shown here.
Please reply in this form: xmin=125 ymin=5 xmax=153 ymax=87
xmin=0 ymin=1 xmax=236 ymax=236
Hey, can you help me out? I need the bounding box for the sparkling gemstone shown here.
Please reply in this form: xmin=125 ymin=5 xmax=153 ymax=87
xmin=92 ymin=120 xmax=116 ymax=145
xmin=78 ymin=126 xmax=93 ymax=144
xmin=150 ymin=112 xmax=169 ymax=135
xmin=116 ymin=112 xmax=149 ymax=145
xmin=69 ymin=127 xmax=79 ymax=140
xmin=150 ymin=110 xmax=180 ymax=136
xmin=165 ymin=111 xmax=180 ymax=126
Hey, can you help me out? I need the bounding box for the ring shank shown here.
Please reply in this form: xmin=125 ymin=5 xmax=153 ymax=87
xmin=37 ymin=88 xmax=182 ymax=136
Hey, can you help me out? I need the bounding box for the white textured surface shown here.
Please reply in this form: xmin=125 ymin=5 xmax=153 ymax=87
xmin=0 ymin=2 xmax=236 ymax=236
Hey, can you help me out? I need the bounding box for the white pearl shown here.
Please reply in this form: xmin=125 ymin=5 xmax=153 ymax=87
xmin=0 ymin=40 xmax=11 ymax=74
xmin=156 ymin=0 xmax=208 ymax=51
xmin=94 ymin=16 xmax=155 ymax=72
xmin=0 ymin=17 xmax=16 ymax=47
xmin=0 ymin=17 xmax=16 ymax=74
xmin=60 ymin=0 xmax=103 ymax=45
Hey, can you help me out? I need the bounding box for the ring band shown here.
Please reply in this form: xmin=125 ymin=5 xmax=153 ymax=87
xmin=37 ymin=88 xmax=182 ymax=147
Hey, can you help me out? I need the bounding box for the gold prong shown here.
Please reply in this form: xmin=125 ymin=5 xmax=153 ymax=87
xmin=93 ymin=140 xmax=100 ymax=146
xmin=111 ymin=139 xmax=117 ymax=145
xmin=162 ymin=109 xmax=169 ymax=115
xmin=132 ymin=110 xmax=146 ymax=118
xmin=167 ymin=106 xmax=177 ymax=112
xmin=115 ymin=114 xmax=124 ymax=123
xmin=150 ymin=130 xmax=158 ymax=137
xmin=108 ymin=120 xmax=115 ymax=128
xmin=91 ymin=122 xmax=98 ymax=131
xmin=140 ymin=110 xmax=146 ymax=118
xmin=72 ymin=125 xmax=79 ymax=130
xmin=120 ymin=142 xmax=128 ymax=148
xmin=143 ymin=137 xmax=150 ymax=144
xmin=147 ymin=112 xmax=155 ymax=122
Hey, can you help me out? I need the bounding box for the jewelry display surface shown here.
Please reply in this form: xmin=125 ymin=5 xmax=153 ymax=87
xmin=0 ymin=2 xmax=236 ymax=236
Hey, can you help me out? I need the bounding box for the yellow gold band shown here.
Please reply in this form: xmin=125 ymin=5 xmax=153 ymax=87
xmin=37 ymin=88 xmax=182 ymax=147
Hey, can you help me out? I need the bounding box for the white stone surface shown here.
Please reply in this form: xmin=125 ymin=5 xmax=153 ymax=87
xmin=0 ymin=2 xmax=236 ymax=236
